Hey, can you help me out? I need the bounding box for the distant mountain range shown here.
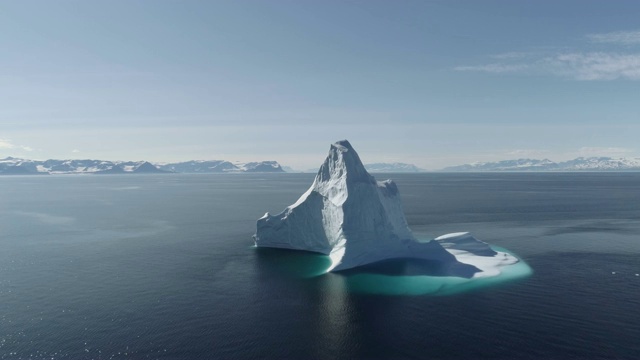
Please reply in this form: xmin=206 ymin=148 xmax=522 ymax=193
xmin=0 ymin=157 xmax=284 ymax=175
xmin=7 ymin=156 xmax=637 ymax=175
xmin=365 ymin=163 xmax=423 ymax=173
xmin=157 ymin=160 xmax=283 ymax=173
xmin=441 ymin=157 xmax=640 ymax=172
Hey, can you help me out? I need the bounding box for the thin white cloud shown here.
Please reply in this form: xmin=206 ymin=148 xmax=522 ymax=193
xmin=490 ymin=52 xmax=531 ymax=60
xmin=72 ymin=149 xmax=80 ymax=153
xmin=455 ymin=29 xmax=640 ymax=80
xmin=454 ymin=63 xmax=529 ymax=74
xmin=506 ymin=149 xmax=552 ymax=158
xmin=0 ymin=138 xmax=34 ymax=152
xmin=456 ymin=52 xmax=640 ymax=80
xmin=577 ymin=147 xmax=635 ymax=157
xmin=587 ymin=30 xmax=640 ymax=45
xmin=545 ymin=52 xmax=640 ymax=80
xmin=0 ymin=139 xmax=14 ymax=149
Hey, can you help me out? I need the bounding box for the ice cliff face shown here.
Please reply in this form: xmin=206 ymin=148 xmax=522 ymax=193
xmin=254 ymin=140 xmax=457 ymax=271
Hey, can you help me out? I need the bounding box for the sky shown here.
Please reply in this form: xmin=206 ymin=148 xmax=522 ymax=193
xmin=1 ymin=0 xmax=639 ymax=170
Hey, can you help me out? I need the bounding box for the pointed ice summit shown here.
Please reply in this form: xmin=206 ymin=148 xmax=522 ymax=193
xmin=254 ymin=140 xmax=518 ymax=275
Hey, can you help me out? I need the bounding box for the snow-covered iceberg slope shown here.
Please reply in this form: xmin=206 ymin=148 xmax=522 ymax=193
xmin=254 ymin=140 xmax=519 ymax=276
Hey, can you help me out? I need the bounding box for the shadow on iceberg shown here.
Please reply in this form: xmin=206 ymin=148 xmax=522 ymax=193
xmin=254 ymin=246 xmax=481 ymax=279
xmin=338 ymin=258 xmax=481 ymax=279
xmin=253 ymin=244 xmax=533 ymax=296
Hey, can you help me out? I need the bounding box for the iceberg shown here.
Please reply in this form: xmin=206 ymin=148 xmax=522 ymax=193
xmin=254 ymin=140 xmax=520 ymax=277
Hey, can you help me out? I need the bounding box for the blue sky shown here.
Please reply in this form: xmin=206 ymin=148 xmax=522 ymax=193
xmin=1 ymin=0 xmax=639 ymax=170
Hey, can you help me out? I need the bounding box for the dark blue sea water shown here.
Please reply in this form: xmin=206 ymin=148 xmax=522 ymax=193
xmin=1 ymin=173 xmax=640 ymax=359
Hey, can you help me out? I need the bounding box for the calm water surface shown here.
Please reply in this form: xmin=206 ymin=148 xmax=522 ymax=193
xmin=1 ymin=173 xmax=639 ymax=359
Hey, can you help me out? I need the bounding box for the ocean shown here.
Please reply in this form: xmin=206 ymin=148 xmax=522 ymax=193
xmin=1 ymin=173 xmax=639 ymax=359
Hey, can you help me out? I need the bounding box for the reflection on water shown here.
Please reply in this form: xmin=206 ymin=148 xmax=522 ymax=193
xmin=254 ymin=246 xmax=532 ymax=296
xmin=313 ymin=273 xmax=352 ymax=358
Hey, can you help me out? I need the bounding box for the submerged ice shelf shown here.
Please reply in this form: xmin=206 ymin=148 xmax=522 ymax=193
xmin=254 ymin=140 xmax=525 ymax=279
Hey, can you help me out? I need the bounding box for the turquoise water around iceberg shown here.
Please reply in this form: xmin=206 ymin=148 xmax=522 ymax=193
xmin=254 ymin=245 xmax=532 ymax=296
xmin=343 ymin=246 xmax=532 ymax=296
xmin=254 ymin=247 xmax=333 ymax=278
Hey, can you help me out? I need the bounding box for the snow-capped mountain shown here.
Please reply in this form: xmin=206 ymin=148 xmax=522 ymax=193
xmin=157 ymin=160 xmax=238 ymax=173
xmin=557 ymin=157 xmax=640 ymax=170
xmin=441 ymin=157 xmax=640 ymax=172
xmin=1 ymin=157 xmax=286 ymax=175
xmin=0 ymin=157 xmax=42 ymax=175
xmin=365 ymin=162 xmax=423 ymax=173
xmin=235 ymin=161 xmax=284 ymax=172
xmin=0 ymin=158 xmax=167 ymax=175
xmin=157 ymin=160 xmax=284 ymax=173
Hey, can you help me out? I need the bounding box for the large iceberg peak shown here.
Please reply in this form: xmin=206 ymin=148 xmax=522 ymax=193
xmin=314 ymin=140 xmax=375 ymax=206
xmin=254 ymin=140 xmax=523 ymax=278
xmin=254 ymin=140 xmax=456 ymax=271
xmin=317 ymin=140 xmax=372 ymax=182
